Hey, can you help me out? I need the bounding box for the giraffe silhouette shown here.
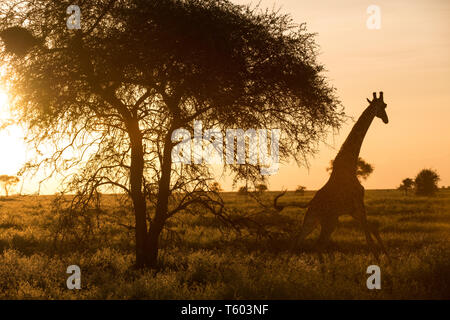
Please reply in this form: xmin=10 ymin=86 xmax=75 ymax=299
xmin=298 ymin=92 xmax=389 ymax=260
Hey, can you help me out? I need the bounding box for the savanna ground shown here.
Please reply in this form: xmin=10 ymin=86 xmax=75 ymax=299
xmin=0 ymin=189 xmax=449 ymax=299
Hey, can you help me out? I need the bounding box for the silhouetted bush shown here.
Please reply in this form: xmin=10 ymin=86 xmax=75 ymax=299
xmin=327 ymin=157 xmax=374 ymax=181
xmin=238 ymin=186 xmax=248 ymax=195
xmin=295 ymin=185 xmax=306 ymax=195
xmin=398 ymin=178 xmax=414 ymax=195
xmin=415 ymin=169 xmax=440 ymax=196
xmin=256 ymin=184 xmax=268 ymax=193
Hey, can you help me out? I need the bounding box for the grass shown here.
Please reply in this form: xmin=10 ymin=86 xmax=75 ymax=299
xmin=0 ymin=190 xmax=449 ymax=299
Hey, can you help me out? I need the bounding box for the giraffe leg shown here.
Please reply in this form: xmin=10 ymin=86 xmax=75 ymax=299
xmin=290 ymin=208 xmax=319 ymax=252
xmin=366 ymin=221 xmax=391 ymax=263
xmin=316 ymin=216 xmax=338 ymax=265
xmin=352 ymin=202 xmax=385 ymax=261
xmin=298 ymin=208 xmax=319 ymax=241
xmin=317 ymin=216 xmax=338 ymax=249
xmin=362 ymin=219 xmax=380 ymax=261
xmin=357 ymin=198 xmax=390 ymax=261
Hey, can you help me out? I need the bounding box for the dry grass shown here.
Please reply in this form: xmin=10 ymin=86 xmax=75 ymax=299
xmin=0 ymin=190 xmax=449 ymax=299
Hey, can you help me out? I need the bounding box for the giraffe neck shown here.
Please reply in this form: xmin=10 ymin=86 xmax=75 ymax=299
xmin=332 ymin=104 xmax=377 ymax=176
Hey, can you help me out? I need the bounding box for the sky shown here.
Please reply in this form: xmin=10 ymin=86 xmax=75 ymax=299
xmin=0 ymin=0 xmax=449 ymax=193
xmin=228 ymin=0 xmax=450 ymax=191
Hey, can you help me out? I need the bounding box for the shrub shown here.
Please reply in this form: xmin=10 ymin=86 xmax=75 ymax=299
xmin=415 ymin=169 xmax=440 ymax=196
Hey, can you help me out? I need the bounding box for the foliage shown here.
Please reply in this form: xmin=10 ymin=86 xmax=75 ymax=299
xmin=238 ymin=186 xmax=248 ymax=195
xmin=0 ymin=0 xmax=344 ymax=268
xmin=209 ymin=182 xmax=222 ymax=193
xmin=398 ymin=178 xmax=414 ymax=195
xmin=415 ymin=169 xmax=440 ymax=196
xmin=295 ymin=185 xmax=306 ymax=195
xmin=0 ymin=175 xmax=20 ymax=196
xmin=327 ymin=157 xmax=374 ymax=181
xmin=255 ymin=184 xmax=268 ymax=193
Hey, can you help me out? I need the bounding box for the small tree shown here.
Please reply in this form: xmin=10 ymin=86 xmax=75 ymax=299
xmin=415 ymin=169 xmax=440 ymax=196
xmin=398 ymin=178 xmax=414 ymax=195
xmin=238 ymin=186 xmax=248 ymax=195
xmin=0 ymin=175 xmax=20 ymax=196
xmin=295 ymin=185 xmax=306 ymax=195
xmin=327 ymin=157 xmax=374 ymax=181
xmin=256 ymin=184 xmax=268 ymax=193
xmin=210 ymin=182 xmax=222 ymax=193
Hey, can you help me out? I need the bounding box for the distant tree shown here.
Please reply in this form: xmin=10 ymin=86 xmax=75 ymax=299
xmin=0 ymin=175 xmax=20 ymax=196
xmin=355 ymin=159 xmax=375 ymax=181
xmin=415 ymin=169 xmax=440 ymax=196
xmin=210 ymin=182 xmax=222 ymax=193
xmin=398 ymin=178 xmax=414 ymax=195
xmin=238 ymin=186 xmax=249 ymax=195
xmin=327 ymin=157 xmax=374 ymax=181
xmin=295 ymin=185 xmax=306 ymax=195
xmin=256 ymin=184 xmax=268 ymax=193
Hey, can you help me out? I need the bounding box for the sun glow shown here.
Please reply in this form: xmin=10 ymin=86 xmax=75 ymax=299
xmin=0 ymin=90 xmax=26 ymax=176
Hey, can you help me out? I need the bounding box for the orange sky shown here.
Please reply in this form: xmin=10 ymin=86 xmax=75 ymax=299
xmin=228 ymin=0 xmax=450 ymax=191
xmin=1 ymin=0 xmax=449 ymax=193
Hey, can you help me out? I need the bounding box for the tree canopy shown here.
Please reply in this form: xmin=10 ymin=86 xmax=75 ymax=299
xmin=398 ymin=178 xmax=414 ymax=195
xmin=327 ymin=157 xmax=374 ymax=181
xmin=0 ymin=175 xmax=20 ymax=196
xmin=415 ymin=169 xmax=440 ymax=196
xmin=0 ymin=0 xmax=345 ymax=268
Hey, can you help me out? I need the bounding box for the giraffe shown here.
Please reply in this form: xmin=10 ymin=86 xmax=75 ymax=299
xmin=298 ymin=91 xmax=389 ymax=259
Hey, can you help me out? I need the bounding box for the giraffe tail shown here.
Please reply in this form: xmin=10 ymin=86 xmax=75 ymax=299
xmin=273 ymin=191 xmax=311 ymax=212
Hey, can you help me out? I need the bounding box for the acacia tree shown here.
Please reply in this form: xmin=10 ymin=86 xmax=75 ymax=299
xmin=415 ymin=169 xmax=440 ymax=196
xmin=398 ymin=178 xmax=414 ymax=195
xmin=209 ymin=182 xmax=222 ymax=193
xmin=0 ymin=0 xmax=344 ymax=268
xmin=0 ymin=175 xmax=19 ymax=196
xmin=256 ymin=184 xmax=268 ymax=193
xmin=295 ymin=185 xmax=306 ymax=195
xmin=327 ymin=157 xmax=374 ymax=181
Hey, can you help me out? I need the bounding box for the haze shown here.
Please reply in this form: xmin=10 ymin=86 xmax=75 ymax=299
xmin=0 ymin=0 xmax=448 ymax=193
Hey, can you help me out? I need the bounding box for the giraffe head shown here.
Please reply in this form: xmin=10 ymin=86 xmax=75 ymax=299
xmin=367 ymin=91 xmax=388 ymax=124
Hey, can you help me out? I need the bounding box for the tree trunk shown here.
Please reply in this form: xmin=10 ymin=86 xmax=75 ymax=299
xmin=128 ymin=120 xmax=149 ymax=268
xmin=146 ymin=132 xmax=173 ymax=268
xmin=146 ymin=213 xmax=165 ymax=268
xmin=128 ymin=118 xmax=174 ymax=269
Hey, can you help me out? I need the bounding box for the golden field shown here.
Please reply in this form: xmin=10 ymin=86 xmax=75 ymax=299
xmin=0 ymin=189 xmax=449 ymax=299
